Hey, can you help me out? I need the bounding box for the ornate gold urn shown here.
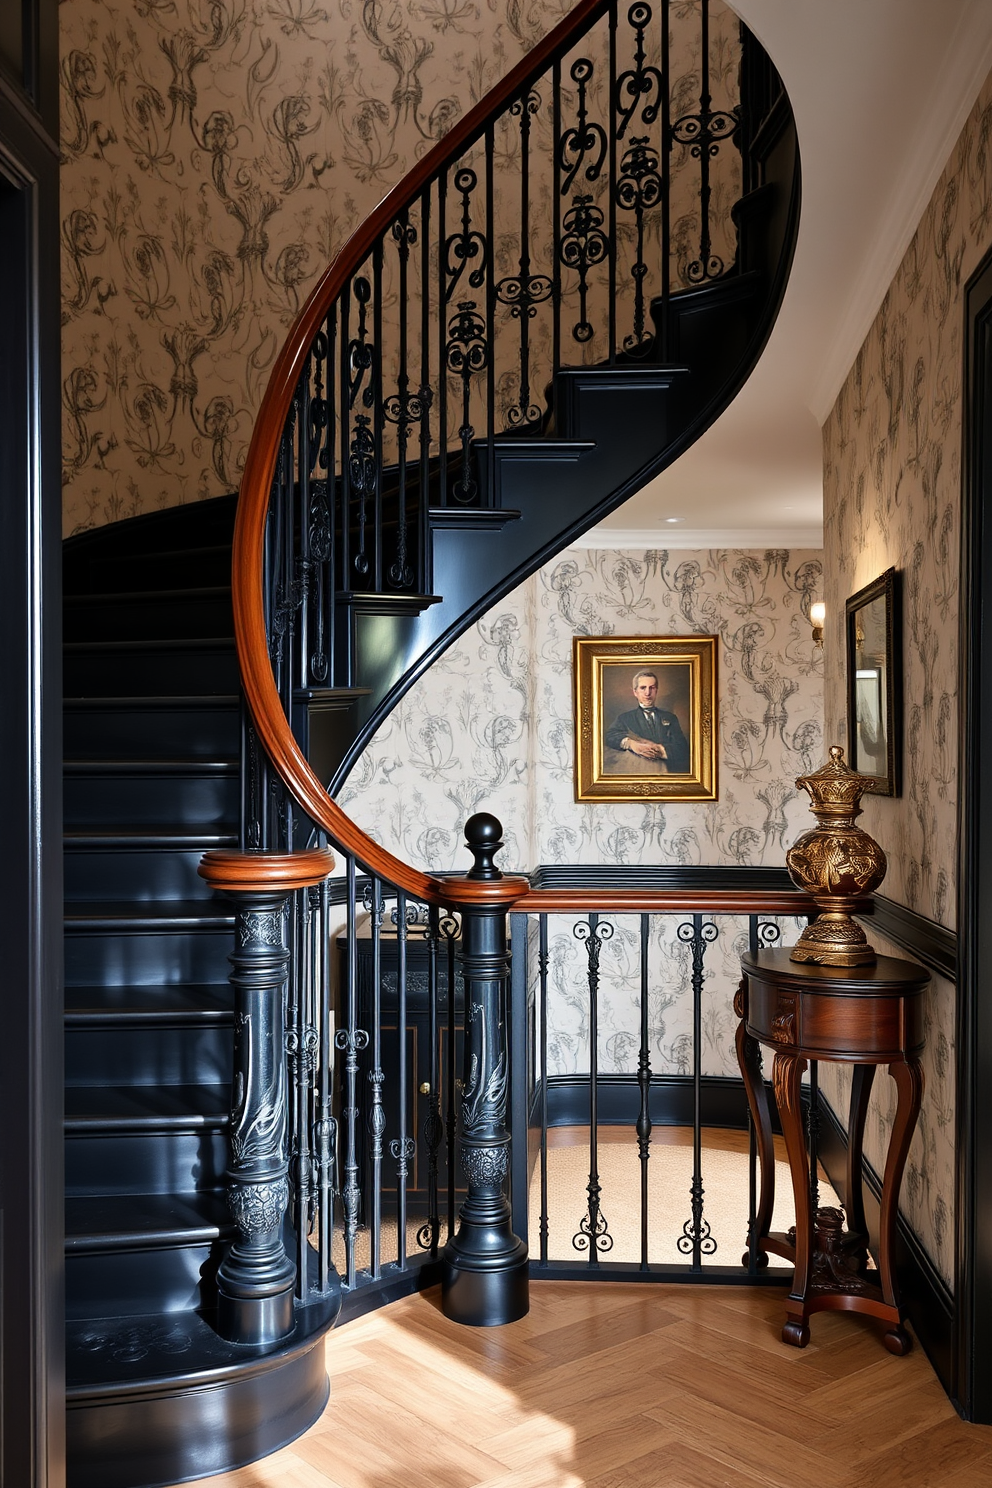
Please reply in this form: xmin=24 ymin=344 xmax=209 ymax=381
xmin=785 ymin=745 xmax=886 ymax=966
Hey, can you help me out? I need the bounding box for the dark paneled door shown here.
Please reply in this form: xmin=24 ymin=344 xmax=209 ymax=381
xmin=0 ymin=3 xmax=64 ymax=1484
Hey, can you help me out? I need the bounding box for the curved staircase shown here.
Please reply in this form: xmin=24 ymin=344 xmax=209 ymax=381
xmin=62 ymin=3 xmax=800 ymax=1483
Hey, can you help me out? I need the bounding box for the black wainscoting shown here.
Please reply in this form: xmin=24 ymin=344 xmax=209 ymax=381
xmin=541 ymin=1072 xmax=789 ymax=1133
xmin=816 ymin=1100 xmax=955 ymax=1397
xmin=958 ymin=240 xmax=992 ymax=1423
xmin=858 ymin=893 xmax=957 ymax=983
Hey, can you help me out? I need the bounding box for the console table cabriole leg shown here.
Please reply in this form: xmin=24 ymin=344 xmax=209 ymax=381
xmin=735 ymin=985 xmax=775 ymax=1268
xmin=773 ymin=1050 xmax=811 ymax=1348
xmin=846 ymin=1063 xmax=876 ymax=1252
xmin=878 ymin=1058 xmax=924 ymax=1355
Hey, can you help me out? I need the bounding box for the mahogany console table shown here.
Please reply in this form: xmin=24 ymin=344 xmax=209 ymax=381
xmin=737 ymin=948 xmax=929 ymax=1353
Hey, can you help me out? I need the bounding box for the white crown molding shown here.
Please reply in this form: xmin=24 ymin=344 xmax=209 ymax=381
xmin=570 ymin=526 xmax=823 ymax=551
xmin=808 ymin=3 xmax=992 ymax=424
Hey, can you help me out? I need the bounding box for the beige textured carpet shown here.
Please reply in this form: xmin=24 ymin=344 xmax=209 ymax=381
xmin=332 ymin=1128 xmax=840 ymax=1275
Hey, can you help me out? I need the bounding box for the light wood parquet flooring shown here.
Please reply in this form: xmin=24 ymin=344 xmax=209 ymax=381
xmin=178 ymin=1280 xmax=992 ymax=1488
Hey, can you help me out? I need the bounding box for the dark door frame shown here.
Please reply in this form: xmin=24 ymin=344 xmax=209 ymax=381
xmin=957 ymin=241 xmax=992 ymax=1422
xmin=0 ymin=4 xmax=64 ymax=1483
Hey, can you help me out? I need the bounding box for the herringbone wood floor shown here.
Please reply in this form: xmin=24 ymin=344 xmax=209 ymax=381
xmin=180 ymin=1280 xmax=992 ymax=1488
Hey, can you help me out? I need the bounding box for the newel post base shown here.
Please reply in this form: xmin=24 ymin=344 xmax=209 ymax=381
xmin=438 ymin=816 xmax=530 ymax=1326
xmin=198 ymin=848 xmax=334 ymax=1346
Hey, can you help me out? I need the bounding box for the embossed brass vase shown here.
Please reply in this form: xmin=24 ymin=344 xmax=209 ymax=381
xmin=785 ymin=745 xmax=886 ymax=966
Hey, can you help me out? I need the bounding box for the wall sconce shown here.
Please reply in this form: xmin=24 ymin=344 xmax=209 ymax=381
xmin=810 ymin=601 xmax=825 ymax=647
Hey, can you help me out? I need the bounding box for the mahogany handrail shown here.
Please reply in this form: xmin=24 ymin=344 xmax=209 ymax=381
xmin=232 ymin=0 xmax=611 ymax=901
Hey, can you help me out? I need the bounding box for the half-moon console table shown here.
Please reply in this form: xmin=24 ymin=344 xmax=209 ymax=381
xmin=737 ymin=948 xmax=929 ymax=1354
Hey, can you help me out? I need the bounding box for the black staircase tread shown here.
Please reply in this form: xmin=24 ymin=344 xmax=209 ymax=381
xmin=65 ymin=1190 xmax=232 ymax=1250
xmin=65 ymin=759 xmax=238 ymax=775
xmin=63 ymin=636 xmax=235 ymax=654
xmin=65 ymin=1289 xmax=340 ymax=1395
xmin=65 ymin=985 xmax=233 ymax=1023
xmin=64 ymin=694 xmax=239 ymax=709
xmin=65 ymin=901 xmax=235 ymax=931
xmin=65 ymin=585 xmax=231 ymax=605
xmin=64 ymin=830 xmax=237 ymax=849
xmin=64 ymin=1083 xmax=230 ymax=1131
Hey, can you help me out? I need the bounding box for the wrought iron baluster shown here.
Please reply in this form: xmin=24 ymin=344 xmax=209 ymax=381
xmin=637 ymin=912 xmax=652 ymax=1268
xmin=418 ymin=906 xmax=443 ymax=1256
xmin=538 ymin=914 xmax=549 ymax=1265
xmin=366 ymin=876 xmax=385 ymax=1279
xmin=384 ymin=213 xmax=427 ymax=590
xmin=289 ymin=885 xmax=319 ymax=1297
xmin=558 ymin=56 xmax=609 ymax=346
xmin=495 ymin=90 xmax=552 ymax=430
xmin=671 ymin=0 xmax=738 ymax=283
xmin=335 ymin=856 xmax=369 ymax=1288
xmin=347 ymin=275 xmax=376 ymax=580
xmin=325 ymin=306 xmax=337 ymax=683
xmin=443 ymin=167 xmax=488 ymax=504
xmin=339 ymin=285 xmax=351 ymax=604
xmin=372 ymin=244 xmax=384 ymax=591
xmin=418 ymin=190 xmax=432 ymax=592
xmin=572 ymin=915 xmax=614 ymax=1261
xmin=297 ymin=355 xmax=311 ymax=692
xmin=676 ymin=915 xmax=718 ymax=1268
xmin=437 ymin=172 xmax=448 ymax=507
xmin=608 ymin=5 xmax=618 ymax=360
xmin=307 ymin=328 xmax=331 ymax=685
xmin=485 ymin=127 xmax=495 ymax=507
xmin=315 ymin=872 xmax=335 ymax=1291
xmin=552 ymin=59 xmax=562 ymax=369
xmin=614 ymin=4 xmax=664 ymax=355
xmin=391 ymin=891 xmax=415 ymax=1269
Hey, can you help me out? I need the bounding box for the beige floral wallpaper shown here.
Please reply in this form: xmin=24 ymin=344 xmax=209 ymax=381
xmin=339 ymin=542 xmax=822 ymax=1079
xmin=59 ymin=0 xmax=741 ymax=534
xmin=819 ymin=64 xmax=992 ymax=1289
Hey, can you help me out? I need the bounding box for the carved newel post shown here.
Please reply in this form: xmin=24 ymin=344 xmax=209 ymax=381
xmin=439 ymin=815 xmax=530 ymax=1325
xmin=198 ymin=848 xmax=334 ymax=1345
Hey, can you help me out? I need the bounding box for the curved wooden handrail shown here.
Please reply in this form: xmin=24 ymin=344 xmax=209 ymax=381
xmin=232 ymin=0 xmax=611 ymax=902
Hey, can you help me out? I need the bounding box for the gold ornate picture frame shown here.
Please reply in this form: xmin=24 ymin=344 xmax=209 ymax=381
xmin=572 ymin=635 xmax=718 ymax=802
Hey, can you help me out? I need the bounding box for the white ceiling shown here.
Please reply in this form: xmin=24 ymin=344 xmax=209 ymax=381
xmin=586 ymin=0 xmax=992 ymax=549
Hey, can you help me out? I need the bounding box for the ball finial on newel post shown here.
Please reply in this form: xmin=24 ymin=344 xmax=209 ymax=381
xmin=464 ymin=813 xmax=504 ymax=880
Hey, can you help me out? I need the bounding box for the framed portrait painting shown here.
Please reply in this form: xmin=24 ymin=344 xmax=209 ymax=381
xmin=572 ymin=636 xmax=718 ymax=802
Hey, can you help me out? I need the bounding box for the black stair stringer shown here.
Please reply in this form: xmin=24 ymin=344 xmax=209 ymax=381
xmin=62 ymin=498 xmax=342 ymax=1488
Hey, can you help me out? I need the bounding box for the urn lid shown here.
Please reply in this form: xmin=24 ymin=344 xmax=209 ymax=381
xmin=795 ymin=745 xmax=874 ymax=822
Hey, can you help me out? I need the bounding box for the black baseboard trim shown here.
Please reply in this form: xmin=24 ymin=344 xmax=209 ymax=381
xmin=858 ymin=894 xmax=957 ymax=983
xmin=817 ymin=1097 xmax=956 ymax=1400
xmin=337 ymin=1258 xmax=444 ymax=1324
xmin=542 ymin=1073 xmax=790 ymax=1134
xmin=530 ymin=1260 xmax=791 ymax=1286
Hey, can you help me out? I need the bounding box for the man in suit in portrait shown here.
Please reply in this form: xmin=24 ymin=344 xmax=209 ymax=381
xmin=604 ymin=669 xmax=691 ymax=772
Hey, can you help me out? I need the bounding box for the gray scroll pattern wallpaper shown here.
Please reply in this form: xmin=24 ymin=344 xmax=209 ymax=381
xmin=339 ymin=543 xmax=823 ymax=1082
xmin=819 ymin=67 xmax=992 ymax=1289
xmin=60 ymin=0 xmax=739 ymax=534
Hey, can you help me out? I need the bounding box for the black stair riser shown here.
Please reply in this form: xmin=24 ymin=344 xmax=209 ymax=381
xmin=65 ymin=545 xmax=233 ymax=595
xmin=65 ymin=1319 xmax=332 ymax=1488
xmin=65 ymin=930 xmax=234 ymax=987
xmin=64 ymin=769 xmax=239 ymax=829
xmin=65 ymin=1242 xmax=225 ymax=1322
xmin=65 ymin=1023 xmax=233 ymax=1087
xmin=64 ymin=642 xmax=239 ymax=697
xmin=65 ymin=1130 xmax=230 ymax=1198
xmin=63 ymin=493 xmax=238 ymax=575
xmin=64 ymin=700 xmax=240 ymax=759
xmin=64 ymin=590 xmax=233 ymax=642
xmin=64 ymin=846 xmax=231 ymax=903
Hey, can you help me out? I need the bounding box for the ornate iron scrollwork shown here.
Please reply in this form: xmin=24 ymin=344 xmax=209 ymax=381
xmin=615 ymin=134 xmax=662 ymax=354
xmin=615 ymin=3 xmax=664 ymax=139
xmin=558 ymin=58 xmax=607 ymax=193
xmin=559 ymin=195 xmax=608 ymax=344
xmin=671 ymin=0 xmax=739 ymax=293
xmin=347 ymin=276 xmax=376 ymax=576
xmin=571 ymin=918 xmax=615 ymax=1257
xmin=446 ymin=300 xmax=488 ymax=503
